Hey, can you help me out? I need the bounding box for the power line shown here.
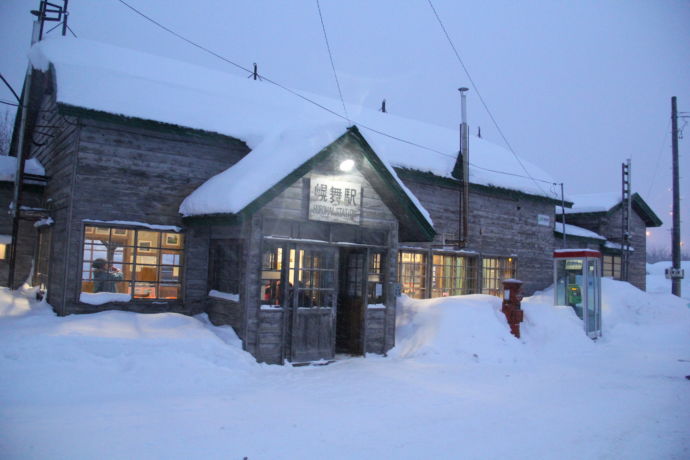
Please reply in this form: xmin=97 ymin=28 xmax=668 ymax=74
xmin=115 ymin=0 xmax=351 ymax=118
xmin=426 ymin=0 xmax=549 ymax=197
xmin=1 ymin=73 xmax=21 ymax=102
xmin=113 ymin=0 xmax=556 ymax=195
xmin=315 ymin=0 xmax=349 ymax=123
xmin=1 ymin=100 xmax=19 ymax=107
xmin=647 ymin=118 xmax=671 ymax=199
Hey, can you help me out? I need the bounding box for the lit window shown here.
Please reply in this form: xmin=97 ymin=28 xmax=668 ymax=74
xmin=431 ymin=254 xmax=477 ymax=297
xmin=481 ymin=257 xmax=517 ymax=297
xmin=0 ymin=244 xmax=7 ymax=260
xmin=602 ymin=255 xmax=621 ymax=279
xmin=397 ymin=251 xmax=427 ymax=299
xmin=81 ymin=226 xmax=184 ymax=300
xmin=367 ymin=252 xmax=385 ymax=304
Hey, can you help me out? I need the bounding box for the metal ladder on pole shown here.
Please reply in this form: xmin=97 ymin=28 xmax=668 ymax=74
xmin=621 ymin=160 xmax=632 ymax=281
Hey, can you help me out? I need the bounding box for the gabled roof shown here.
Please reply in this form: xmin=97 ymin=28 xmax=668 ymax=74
xmin=559 ymin=192 xmax=662 ymax=227
xmin=28 ymin=37 xmax=560 ymax=201
xmin=181 ymin=125 xmax=436 ymax=242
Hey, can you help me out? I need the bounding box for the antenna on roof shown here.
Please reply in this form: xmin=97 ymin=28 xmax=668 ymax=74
xmin=30 ymin=0 xmax=70 ymax=41
xmin=477 ymin=126 xmax=481 ymax=138
xmin=380 ymin=99 xmax=387 ymax=113
xmin=248 ymin=63 xmax=262 ymax=81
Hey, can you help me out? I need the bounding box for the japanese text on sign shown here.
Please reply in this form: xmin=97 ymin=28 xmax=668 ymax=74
xmin=309 ymin=175 xmax=362 ymax=225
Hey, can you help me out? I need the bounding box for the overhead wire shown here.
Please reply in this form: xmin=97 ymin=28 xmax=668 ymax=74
xmin=647 ymin=119 xmax=672 ymax=199
xmin=1 ymin=73 xmax=21 ymax=102
xmin=315 ymin=0 xmax=349 ymax=123
xmin=113 ymin=0 xmax=556 ymax=191
xmin=426 ymin=0 xmax=551 ymax=198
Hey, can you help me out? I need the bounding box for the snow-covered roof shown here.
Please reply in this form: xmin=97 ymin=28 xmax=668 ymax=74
xmin=180 ymin=122 xmax=347 ymax=217
xmin=0 ymin=156 xmax=45 ymax=182
xmin=556 ymin=191 xmax=662 ymax=228
xmin=557 ymin=192 xmax=621 ymax=214
xmin=29 ymin=38 xmax=560 ymax=200
xmin=554 ymin=222 xmax=606 ymax=240
xmin=180 ymin=124 xmax=434 ymax=229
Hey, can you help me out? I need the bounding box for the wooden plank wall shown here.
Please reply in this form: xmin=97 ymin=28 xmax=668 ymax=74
xmin=400 ymin=178 xmax=557 ymax=295
xmin=244 ymin=152 xmax=400 ymax=362
xmin=25 ymin=94 xmax=81 ymax=307
xmin=58 ymin=116 xmax=249 ymax=314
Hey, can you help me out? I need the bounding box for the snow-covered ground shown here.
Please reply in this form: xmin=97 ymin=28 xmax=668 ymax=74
xmin=647 ymin=260 xmax=690 ymax=303
xmin=1 ymin=276 xmax=689 ymax=459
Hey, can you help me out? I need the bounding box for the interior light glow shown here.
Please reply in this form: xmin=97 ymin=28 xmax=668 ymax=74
xmin=339 ymin=159 xmax=355 ymax=172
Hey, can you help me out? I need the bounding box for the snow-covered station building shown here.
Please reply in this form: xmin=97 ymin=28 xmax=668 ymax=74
xmin=3 ymin=39 xmax=661 ymax=363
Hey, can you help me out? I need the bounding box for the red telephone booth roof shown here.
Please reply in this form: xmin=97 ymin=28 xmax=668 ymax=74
xmin=553 ymin=249 xmax=602 ymax=259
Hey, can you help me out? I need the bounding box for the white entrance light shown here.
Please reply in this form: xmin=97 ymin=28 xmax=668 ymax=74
xmin=339 ymin=159 xmax=355 ymax=172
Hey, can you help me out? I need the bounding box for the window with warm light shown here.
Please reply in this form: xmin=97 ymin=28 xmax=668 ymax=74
xmin=0 ymin=244 xmax=7 ymax=260
xmin=397 ymin=251 xmax=427 ymax=299
xmin=481 ymin=257 xmax=517 ymax=297
xmin=431 ymin=254 xmax=477 ymax=297
xmin=81 ymin=226 xmax=184 ymax=300
xmin=602 ymin=254 xmax=621 ymax=279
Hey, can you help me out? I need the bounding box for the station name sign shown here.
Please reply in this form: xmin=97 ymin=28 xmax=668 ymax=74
xmin=309 ymin=175 xmax=362 ymax=225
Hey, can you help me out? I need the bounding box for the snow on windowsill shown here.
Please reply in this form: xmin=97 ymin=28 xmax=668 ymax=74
xmin=80 ymin=292 xmax=132 ymax=305
xmin=34 ymin=217 xmax=54 ymax=228
xmin=367 ymin=304 xmax=386 ymax=309
xmin=208 ymin=290 xmax=239 ymax=302
xmin=82 ymin=219 xmax=181 ymax=232
xmin=260 ymin=305 xmax=283 ymax=311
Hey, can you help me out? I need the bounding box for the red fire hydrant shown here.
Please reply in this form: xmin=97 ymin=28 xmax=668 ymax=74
xmin=501 ymin=279 xmax=524 ymax=338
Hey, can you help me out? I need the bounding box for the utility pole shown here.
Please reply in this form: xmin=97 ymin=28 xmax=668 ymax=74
xmin=560 ymin=183 xmax=566 ymax=248
xmin=621 ymin=159 xmax=631 ymax=281
xmin=670 ymin=97 xmax=683 ymax=297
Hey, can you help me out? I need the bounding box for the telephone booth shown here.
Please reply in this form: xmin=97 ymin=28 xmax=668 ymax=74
xmin=554 ymin=249 xmax=602 ymax=338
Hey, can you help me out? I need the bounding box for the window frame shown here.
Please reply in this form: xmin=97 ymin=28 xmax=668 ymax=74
xmin=397 ymin=251 xmax=427 ymax=299
xmin=481 ymin=256 xmax=518 ymax=297
xmin=431 ymin=253 xmax=477 ymax=297
xmin=602 ymin=254 xmax=621 ymax=279
xmin=79 ymin=224 xmax=185 ymax=302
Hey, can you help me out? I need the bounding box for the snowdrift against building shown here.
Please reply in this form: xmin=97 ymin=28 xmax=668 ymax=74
xmin=3 ymin=278 xmax=687 ymax=371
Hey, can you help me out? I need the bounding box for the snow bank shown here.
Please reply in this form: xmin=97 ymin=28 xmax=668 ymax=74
xmin=646 ymin=260 xmax=690 ymax=301
xmin=1 ymin=275 xmax=690 ymax=459
xmin=392 ymin=291 xmax=596 ymax=364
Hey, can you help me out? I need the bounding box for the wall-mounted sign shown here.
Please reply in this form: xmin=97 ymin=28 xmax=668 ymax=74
xmin=309 ymin=175 xmax=362 ymax=225
xmin=537 ymin=214 xmax=551 ymax=227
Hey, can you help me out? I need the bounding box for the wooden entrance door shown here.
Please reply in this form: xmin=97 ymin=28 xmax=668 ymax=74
xmin=336 ymin=249 xmax=366 ymax=354
xmin=288 ymin=246 xmax=338 ymax=363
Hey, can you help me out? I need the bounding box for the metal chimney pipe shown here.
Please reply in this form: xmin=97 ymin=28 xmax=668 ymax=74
xmin=458 ymin=87 xmax=470 ymax=246
xmin=459 ymin=87 xmax=468 ymax=125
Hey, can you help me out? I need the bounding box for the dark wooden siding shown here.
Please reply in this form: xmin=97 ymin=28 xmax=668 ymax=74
xmin=400 ymin=177 xmax=556 ymax=295
xmin=58 ymin=117 xmax=249 ymax=314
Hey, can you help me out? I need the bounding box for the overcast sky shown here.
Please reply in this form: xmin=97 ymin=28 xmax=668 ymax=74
xmin=1 ymin=0 xmax=688 ymax=251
